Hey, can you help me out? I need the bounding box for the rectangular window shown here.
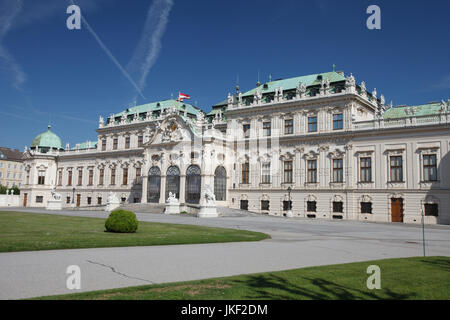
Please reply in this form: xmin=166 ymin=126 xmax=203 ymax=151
xmin=424 ymin=203 xmax=438 ymax=216
xmin=333 ymin=159 xmax=343 ymax=183
xmin=57 ymin=170 xmax=62 ymax=186
xmin=261 ymin=162 xmax=271 ymax=184
xmin=87 ymin=197 xmax=92 ymax=205
xmin=67 ymin=171 xmax=72 ymax=186
xmin=284 ymin=119 xmax=293 ymax=135
xmin=243 ymin=124 xmax=250 ymax=138
xmin=283 ymin=200 xmax=292 ymax=211
xmin=135 ymin=167 xmax=141 ymax=183
xmin=241 ymin=162 xmax=250 ymax=184
xmin=138 ymin=135 xmax=143 ymax=147
xmin=99 ymin=169 xmax=104 ymax=186
xmin=102 ymin=139 xmax=106 ymax=151
xmin=113 ymin=138 xmax=118 ymax=150
xmin=97 ymin=197 xmax=102 ymax=205
xmin=88 ymin=169 xmax=93 ymax=186
xmin=390 ymin=156 xmax=403 ymax=182
xmin=38 ymin=171 xmax=45 ymax=185
xmin=36 ymin=196 xmax=43 ymax=203
xmin=125 ymin=136 xmax=130 ymax=149
xmin=307 ymin=201 xmax=317 ymax=212
xmin=261 ymin=200 xmax=270 ymax=211
xmin=240 ymin=200 xmax=249 ymax=210
xmin=263 ymin=122 xmax=271 ymax=137
xmin=360 ymin=157 xmax=372 ymax=182
xmin=333 ymin=113 xmax=343 ymax=130
xmin=333 ymin=201 xmax=343 ymax=213
xmin=423 ymin=154 xmax=437 ymax=182
xmin=361 ymin=202 xmax=372 ymax=214
xmin=122 ymin=168 xmax=128 ymax=185
xmin=77 ymin=169 xmax=83 ymax=186
xmin=66 ymin=196 xmax=71 ymax=204
xmin=307 ymin=160 xmax=317 ymax=183
xmin=284 ymin=161 xmax=293 ymax=183
xmin=111 ymin=168 xmax=116 ymax=185
xmin=308 ymin=116 xmax=317 ymax=132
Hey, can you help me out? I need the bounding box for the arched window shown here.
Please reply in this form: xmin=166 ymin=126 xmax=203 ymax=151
xmin=214 ymin=166 xmax=226 ymax=201
xmin=185 ymin=165 xmax=201 ymax=204
xmin=147 ymin=166 xmax=161 ymax=203
xmin=165 ymin=166 xmax=180 ymax=200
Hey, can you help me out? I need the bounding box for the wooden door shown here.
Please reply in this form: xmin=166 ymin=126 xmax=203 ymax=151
xmin=391 ymin=198 xmax=403 ymax=222
xmin=23 ymin=193 xmax=27 ymax=207
xmin=76 ymin=194 xmax=81 ymax=207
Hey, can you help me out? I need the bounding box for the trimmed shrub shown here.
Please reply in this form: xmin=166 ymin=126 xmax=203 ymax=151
xmin=105 ymin=209 xmax=138 ymax=233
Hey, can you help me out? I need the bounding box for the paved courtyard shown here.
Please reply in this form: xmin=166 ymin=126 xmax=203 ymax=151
xmin=0 ymin=207 xmax=449 ymax=299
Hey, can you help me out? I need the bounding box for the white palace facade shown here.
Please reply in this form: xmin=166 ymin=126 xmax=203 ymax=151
xmin=20 ymin=71 xmax=450 ymax=224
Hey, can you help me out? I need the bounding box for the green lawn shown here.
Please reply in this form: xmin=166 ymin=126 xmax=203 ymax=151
xmin=0 ymin=211 xmax=269 ymax=252
xmin=36 ymin=256 xmax=450 ymax=300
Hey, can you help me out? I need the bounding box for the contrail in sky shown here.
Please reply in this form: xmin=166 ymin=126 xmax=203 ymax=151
xmin=128 ymin=0 xmax=174 ymax=98
xmin=69 ymin=0 xmax=146 ymax=100
xmin=0 ymin=0 xmax=26 ymax=90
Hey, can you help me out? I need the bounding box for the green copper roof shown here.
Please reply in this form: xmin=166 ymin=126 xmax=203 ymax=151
xmin=114 ymin=99 xmax=201 ymax=118
xmin=31 ymin=126 xmax=63 ymax=150
xmin=212 ymin=71 xmax=346 ymax=107
xmin=383 ymin=102 xmax=442 ymax=119
xmin=71 ymin=141 xmax=98 ymax=150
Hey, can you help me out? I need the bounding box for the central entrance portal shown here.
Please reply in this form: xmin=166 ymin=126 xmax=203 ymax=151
xmin=148 ymin=166 xmax=161 ymax=203
xmin=165 ymin=166 xmax=180 ymax=200
xmin=185 ymin=165 xmax=201 ymax=204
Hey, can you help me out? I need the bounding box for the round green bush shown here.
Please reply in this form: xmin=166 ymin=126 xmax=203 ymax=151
xmin=105 ymin=209 xmax=138 ymax=233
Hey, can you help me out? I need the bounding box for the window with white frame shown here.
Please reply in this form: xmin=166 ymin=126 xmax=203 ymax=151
xmin=263 ymin=122 xmax=271 ymax=136
xmin=389 ymin=155 xmax=403 ymax=182
xmin=360 ymin=157 xmax=372 ymax=182
xmin=307 ymin=160 xmax=317 ymax=183
xmin=261 ymin=162 xmax=271 ymax=184
xmin=284 ymin=161 xmax=293 ymax=183
xmin=423 ymin=154 xmax=437 ymax=182
xmin=333 ymin=159 xmax=343 ymax=183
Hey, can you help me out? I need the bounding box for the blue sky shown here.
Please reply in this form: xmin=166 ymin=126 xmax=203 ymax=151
xmin=1 ymin=0 xmax=449 ymax=150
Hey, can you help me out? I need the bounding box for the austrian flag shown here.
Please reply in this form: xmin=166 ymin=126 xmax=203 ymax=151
xmin=178 ymin=92 xmax=190 ymax=101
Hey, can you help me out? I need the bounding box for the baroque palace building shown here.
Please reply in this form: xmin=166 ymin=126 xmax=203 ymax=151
xmin=20 ymin=70 xmax=450 ymax=224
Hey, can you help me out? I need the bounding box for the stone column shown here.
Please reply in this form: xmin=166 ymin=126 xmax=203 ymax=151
xmin=159 ymin=175 xmax=166 ymax=204
xmin=141 ymin=175 xmax=148 ymax=203
xmin=179 ymin=174 xmax=186 ymax=204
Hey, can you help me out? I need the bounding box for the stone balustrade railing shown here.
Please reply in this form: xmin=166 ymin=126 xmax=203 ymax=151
xmin=352 ymin=112 xmax=449 ymax=131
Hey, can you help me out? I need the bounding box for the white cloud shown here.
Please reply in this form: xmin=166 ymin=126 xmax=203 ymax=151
xmin=0 ymin=0 xmax=26 ymax=90
xmin=127 ymin=0 xmax=174 ymax=98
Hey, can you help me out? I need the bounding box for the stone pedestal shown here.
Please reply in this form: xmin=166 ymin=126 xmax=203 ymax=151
xmin=105 ymin=192 xmax=120 ymax=212
xmin=165 ymin=202 xmax=180 ymax=214
xmin=198 ymin=205 xmax=218 ymax=218
xmin=46 ymin=199 xmax=62 ymax=210
xmin=106 ymin=201 xmax=120 ymax=212
xmin=165 ymin=192 xmax=180 ymax=214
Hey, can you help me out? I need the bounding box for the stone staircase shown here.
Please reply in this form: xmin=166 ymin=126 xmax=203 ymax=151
xmin=117 ymin=203 xmax=165 ymax=213
xmin=217 ymin=206 xmax=260 ymax=217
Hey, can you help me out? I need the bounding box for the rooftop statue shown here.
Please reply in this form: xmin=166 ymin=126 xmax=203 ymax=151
xmin=360 ymin=81 xmax=366 ymax=92
xmin=296 ymin=82 xmax=306 ymax=97
xmin=346 ymin=73 xmax=356 ymax=87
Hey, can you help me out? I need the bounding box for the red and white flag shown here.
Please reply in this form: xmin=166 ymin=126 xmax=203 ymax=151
xmin=178 ymin=92 xmax=190 ymax=101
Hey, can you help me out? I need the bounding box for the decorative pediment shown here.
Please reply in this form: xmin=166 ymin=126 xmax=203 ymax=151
xmin=146 ymin=114 xmax=193 ymax=146
xmin=328 ymin=148 xmax=345 ymax=159
xmin=303 ymin=150 xmax=319 ymax=160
